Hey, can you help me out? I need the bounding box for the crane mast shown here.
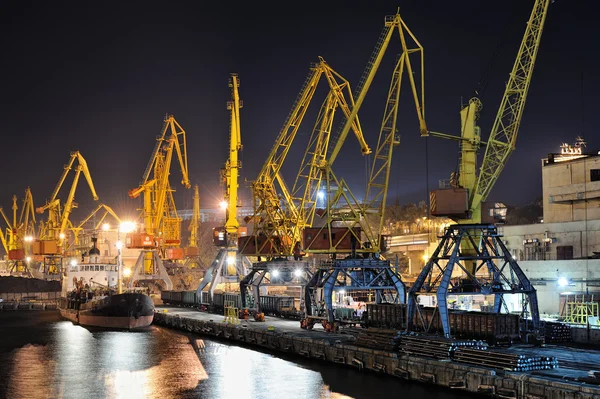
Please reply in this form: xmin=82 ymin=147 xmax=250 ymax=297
xmin=225 ymin=74 xmax=242 ymax=239
xmin=197 ymin=74 xmax=248 ymax=298
xmin=187 ymin=185 xmax=200 ymax=248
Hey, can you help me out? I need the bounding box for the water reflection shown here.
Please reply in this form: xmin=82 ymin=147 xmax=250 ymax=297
xmin=0 ymin=312 xmax=467 ymax=399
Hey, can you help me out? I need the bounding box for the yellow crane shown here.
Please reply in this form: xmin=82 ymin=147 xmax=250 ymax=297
xmin=0 ymin=196 xmax=29 ymax=275
xmin=197 ymin=74 xmax=247 ymax=296
xmin=243 ymin=58 xmax=368 ymax=258
xmin=35 ymin=151 xmax=99 ymax=275
xmin=408 ymin=0 xmax=551 ymax=338
xmin=0 ymin=188 xmax=37 ymax=275
xmin=303 ymin=10 xmax=426 ymax=256
xmin=127 ymin=114 xmax=190 ymax=290
xmin=427 ymin=0 xmax=549 ymax=226
xmin=223 ymin=73 xmax=242 ymax=269
xmin=302 ymin=10 xmax=424 ymax=330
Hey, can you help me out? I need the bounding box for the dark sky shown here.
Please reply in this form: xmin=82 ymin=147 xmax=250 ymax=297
xmin=1 ymin=0 xmax=597 ymax=222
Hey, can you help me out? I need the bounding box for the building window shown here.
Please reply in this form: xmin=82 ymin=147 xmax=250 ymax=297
xmin=591 ymin=169 xmax=600 ymax=182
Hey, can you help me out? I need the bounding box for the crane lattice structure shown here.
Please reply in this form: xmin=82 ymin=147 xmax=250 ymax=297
xmin=35 ymin=151 xmax=99 ymax=276
xmin=408 ymin=0 xmax=550 ymax=338
xmin=127 ymin=114 xmax=191 ymax=291
xmin=237 ymin=59 xmax=371 ymax=317
xmin=0 ymin=190 xmax=37 ymax=276
xmin=198 ymin=74 xmax=254 ymax=302
xmin=242 ymin=57 xmax=369 ymax=259
xmin=303 ymin=10 xmax=426 ymax=331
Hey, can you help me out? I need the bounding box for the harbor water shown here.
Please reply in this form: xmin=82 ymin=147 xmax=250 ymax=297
xmin=0 ymin=311 xmax=475 ymax=399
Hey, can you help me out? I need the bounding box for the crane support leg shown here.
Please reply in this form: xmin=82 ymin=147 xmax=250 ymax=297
xmin=322 ymin=269 xmax=340 ymax=323
xmin=408 ymin=224 xmax=540 ymax=338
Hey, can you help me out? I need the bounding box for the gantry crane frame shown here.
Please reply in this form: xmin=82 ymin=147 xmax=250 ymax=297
xmin=198 ymin=74 xmax=253 ymax=300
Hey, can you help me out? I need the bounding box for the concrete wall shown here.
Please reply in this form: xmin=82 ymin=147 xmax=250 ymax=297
xmin=500 ymin=220 xmax=600 ymax=260
xmin=543 ymin=155 xmax=600 ymax=223
xmin=519 ymin=259 xmax=600 ymax=315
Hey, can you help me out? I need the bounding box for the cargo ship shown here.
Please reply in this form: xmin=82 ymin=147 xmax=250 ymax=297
xmin=59 ymin=291 xmax=154 ymax=329
xmin=58 ymin=236 xmax=154 ymax=329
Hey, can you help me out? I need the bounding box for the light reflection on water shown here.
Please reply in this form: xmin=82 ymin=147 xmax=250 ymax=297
xmin=0 ymin=312 xmax=467 ymax=399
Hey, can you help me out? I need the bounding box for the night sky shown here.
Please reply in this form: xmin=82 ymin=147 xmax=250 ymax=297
xmin=1 ymin=1 xmax=597 ymax=223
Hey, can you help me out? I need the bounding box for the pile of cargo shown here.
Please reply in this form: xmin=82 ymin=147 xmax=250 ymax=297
xmin=542 ymin=321 xmax=572 ymax=343
xmin=453 ymin=348 xmax=559 ymax=372
xmin=352 ymin=328 xmax=399 ymax=352
xmin=397 ymin=335 xmax=488 ymax=359
xmin=0 ymin=276 xmax=61 ymax=303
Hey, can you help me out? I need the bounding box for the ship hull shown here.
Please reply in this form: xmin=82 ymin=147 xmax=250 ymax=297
xmin=59 ymin=293 xmax=154 ymax=330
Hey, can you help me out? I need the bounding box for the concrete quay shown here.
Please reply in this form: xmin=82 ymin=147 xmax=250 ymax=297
xmin=154 ymin=306 xmax=600 ymax=398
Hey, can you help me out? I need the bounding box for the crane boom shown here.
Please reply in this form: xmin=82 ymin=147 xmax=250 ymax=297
xmin=328 ymin=11 xmax=427 ymax=165
xmin=470 ymin=0 xmax=550 ymax=212
xmin=18 ymin=187 xmax=36 ymax=235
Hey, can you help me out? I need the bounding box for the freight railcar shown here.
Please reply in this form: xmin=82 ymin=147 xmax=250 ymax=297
xmin=363 ymin=303 xmax=522 ymax=344
xmin=259 ymin=295 xmax=303 ymax=319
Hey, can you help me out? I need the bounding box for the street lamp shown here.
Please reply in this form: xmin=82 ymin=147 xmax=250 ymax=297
xmin=219 ymin=201 xmax=228 ymax=211
xmin=102 ymin=223 xmax=110 ymax=231
xmin=119 ymin=221 xmax=136 ymax=233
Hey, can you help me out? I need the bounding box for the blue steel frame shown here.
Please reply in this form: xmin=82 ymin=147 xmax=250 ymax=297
xmin=305 ymin=258 xmax=406 ymax=322
xmin=407 ymin=224 xmax=540 ymax=338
